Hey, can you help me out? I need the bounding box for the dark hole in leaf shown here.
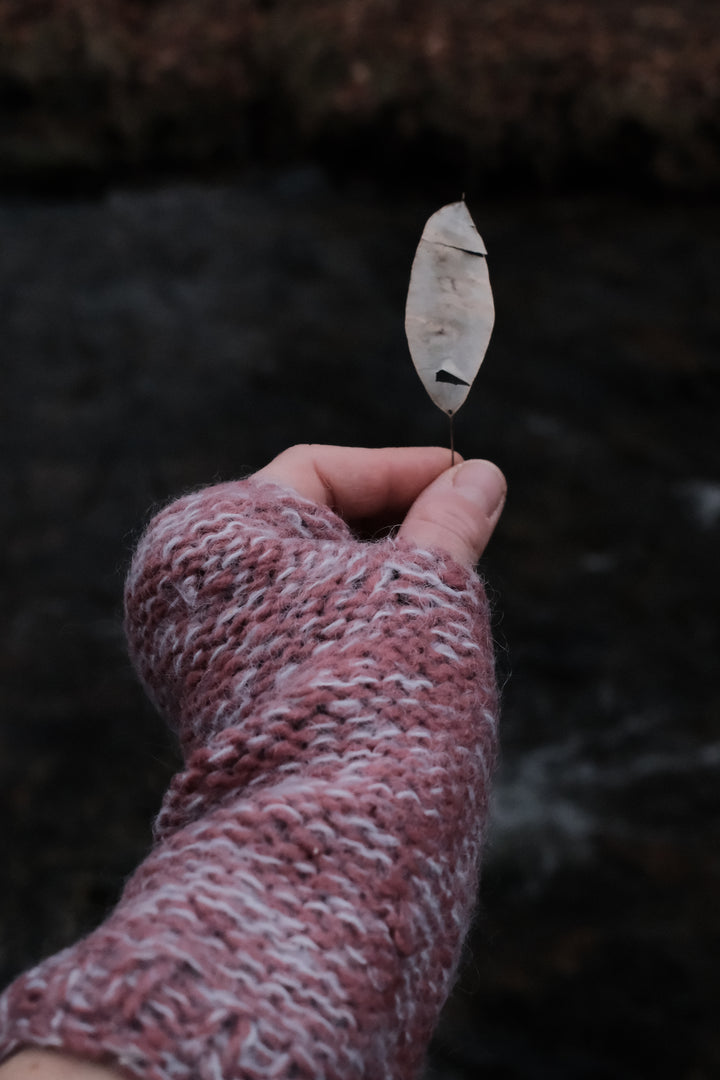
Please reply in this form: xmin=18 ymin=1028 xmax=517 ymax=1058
xmin=436 ymin=369 xmax=469 ymax=386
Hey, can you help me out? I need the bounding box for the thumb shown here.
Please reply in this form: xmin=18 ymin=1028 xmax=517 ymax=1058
xmin=397 ymin=459 xmax=507 ymax=567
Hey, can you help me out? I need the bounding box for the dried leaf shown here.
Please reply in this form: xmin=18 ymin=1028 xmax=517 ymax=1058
xmin=405 ymin=200 xmax=495 ymax=417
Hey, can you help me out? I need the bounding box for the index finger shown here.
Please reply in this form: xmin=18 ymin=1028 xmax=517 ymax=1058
xmin=254 ymin=444 xmax=460 ymax=523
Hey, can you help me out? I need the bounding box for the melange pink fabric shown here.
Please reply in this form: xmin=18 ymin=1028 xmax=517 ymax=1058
xmin=0 ymin=477 xmax=499 ymax=1080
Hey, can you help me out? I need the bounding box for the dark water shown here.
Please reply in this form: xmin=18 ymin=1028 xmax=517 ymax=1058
xmin=1 ymin=172 xmax=719 ymax=1078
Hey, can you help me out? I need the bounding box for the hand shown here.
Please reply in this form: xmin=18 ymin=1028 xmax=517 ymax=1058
xmin=256 ymin=444 xmax=506 ymax=565
xmin=0 ymin=444 xmax=506 ymax=1080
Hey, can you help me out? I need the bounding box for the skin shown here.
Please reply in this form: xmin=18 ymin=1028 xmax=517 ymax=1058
xmin=0 ymin=444 xmax=506 ymax=1080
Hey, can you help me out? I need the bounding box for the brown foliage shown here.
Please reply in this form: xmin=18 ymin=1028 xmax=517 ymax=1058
xmin=1 ymin=0 xmax=719 ymax=187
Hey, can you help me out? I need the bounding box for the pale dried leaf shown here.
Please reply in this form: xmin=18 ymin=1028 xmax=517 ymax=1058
xmin=405 ymin=201 xmax=495 ymax=416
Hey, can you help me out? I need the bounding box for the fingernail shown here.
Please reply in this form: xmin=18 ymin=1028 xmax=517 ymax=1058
xmin=452 ymin=460 xmax=507 ymax=518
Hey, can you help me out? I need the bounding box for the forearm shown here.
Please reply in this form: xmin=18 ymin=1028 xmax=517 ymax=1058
xmin=0 ymin=472 xmax=499 ymax=1080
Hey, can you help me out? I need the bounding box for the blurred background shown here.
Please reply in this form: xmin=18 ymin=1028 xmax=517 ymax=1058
xmin=1 ymin=2 xmax=719 ymax=1077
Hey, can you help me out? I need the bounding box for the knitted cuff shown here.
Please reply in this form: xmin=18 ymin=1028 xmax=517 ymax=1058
xmin=0 ymin=478 xmax=499 ymax=1080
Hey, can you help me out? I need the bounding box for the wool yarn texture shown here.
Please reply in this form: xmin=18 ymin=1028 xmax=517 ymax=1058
xmin=0 ymin=477 xmax=499 ymax=1080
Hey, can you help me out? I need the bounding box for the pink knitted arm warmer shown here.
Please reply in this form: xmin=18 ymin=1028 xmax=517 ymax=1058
xmin=0 ymin=478 xmax=498 ymax=1080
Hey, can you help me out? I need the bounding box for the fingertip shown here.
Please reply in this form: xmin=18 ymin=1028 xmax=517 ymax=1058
xmin=398 ymin=458 xmax=507 ymax=566
xmin=451 ymin=459 xmax=507 ymax=524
